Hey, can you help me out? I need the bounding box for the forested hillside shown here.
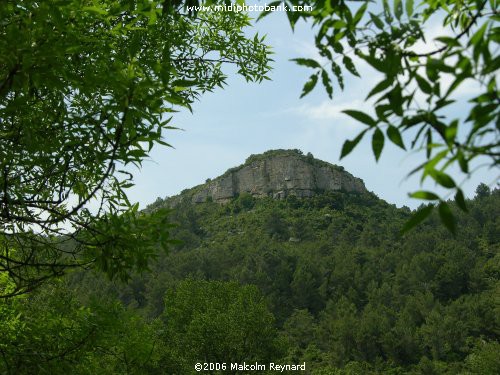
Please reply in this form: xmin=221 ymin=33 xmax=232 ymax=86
xmin=2 ymin=0 xmax=498 ymax=373
xmin=2 ymin=181 xmax=498 ymax=374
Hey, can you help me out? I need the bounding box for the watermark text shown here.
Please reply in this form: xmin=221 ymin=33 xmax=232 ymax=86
xmin=186 ymin=3 xmax=313 ymax=13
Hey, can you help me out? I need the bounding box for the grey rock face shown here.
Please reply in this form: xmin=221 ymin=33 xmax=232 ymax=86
xmin=186 ymin=150 xmax=366 ymax=204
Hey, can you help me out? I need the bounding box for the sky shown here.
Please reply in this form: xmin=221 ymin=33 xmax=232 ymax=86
xmin=126 ymin=6 xmax=498 ymax=210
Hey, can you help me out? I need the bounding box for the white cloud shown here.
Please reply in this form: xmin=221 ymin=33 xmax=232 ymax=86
xmin=288 ymin=38 xmax=329 ymax=66
xmin=293 ymin=99 xmax=368 ymax=122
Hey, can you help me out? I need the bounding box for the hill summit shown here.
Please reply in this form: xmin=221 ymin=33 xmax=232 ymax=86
xmin=166 ymin=149 xmax=366 ymax=205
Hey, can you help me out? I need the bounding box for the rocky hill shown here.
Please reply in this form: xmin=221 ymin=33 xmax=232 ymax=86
xmin=161 ymin=149 xmax=366 ymax=207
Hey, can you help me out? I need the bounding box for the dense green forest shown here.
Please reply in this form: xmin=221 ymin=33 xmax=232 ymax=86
xmin=1 ymin=1 xmax=498 ymax=374
xmin=1 ymin=183 xmax=498 ymax=374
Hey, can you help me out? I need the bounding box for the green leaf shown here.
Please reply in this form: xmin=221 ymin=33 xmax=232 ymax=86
xmin=369 ymin=12 xmax=385 ymax=30
xmin=409 ymin=191 xmax=440 ymax=200
xmin=321 ymin=69 xmax=333 ymax=99
xmin=386 ymin=125 xmax=406 ymax=149
xmin=429 ymin=170 xmax=456 ymax=188
xmin=375 ymin=104 xmax=393 ymax=122
xmin=343 ymin=56 xmax=359 ymax=76
xmin=340 ymin=130 xmax=367 ymax=159
xmin=366 ymin=78 xmax=393 ymax=100
xmin=406 ymin=0 xmax=414 ymax=17
xmin=455 ymin=189 xmax=468 ymax=212
xmin=457 ymin=151 xmax=469 ymax=173
xmin=416 ymin=75 xmax=433 ymax=94
xmin=427 ymin=58 xmax=455 ymax=75
xmin=469 ymin=22 xmax=488 ymax=47
xmin=387 ymin=85 xmax=403 ymax=115
xmin=332 ymin=41 xmax=344 ymax=54
xmin=372 ymin=128 xmax=385 ymax=161
xmin=171 ymin=79 xmax=198 ymax=88
xmin=357 ymin=51 xmax=387 ymax=73
xmin=402 ymin=205 xmax=434 ymax=233
xmin=382 ymin=0 xmax=393 ymax=22
xmin=438 ymin=201 xmax=456 ymax=234
xmin=435 ymin=36 xmax=461 ymax=47
xmin=354 ymin=3 xmax=368 ymax=25
xmin=300 ymin=74 xmax=318 ymax=98
xmin=290 ymin=58 xmax=322 ymax=69
xmin=342 ymin=110 xmax=377 ymax=127
xmin=332 ymin=20 xmax=347 ymax=29
xmin=435 ymin=98 xmax=455 ymax=111
xmin=426 ymin=129 xmax=433 ymax=159
xmin=394 ymin=0 xmax=403 ymax=20
xmin=445 ymin=119 xmax=458 ymax=144
xmin=331 ymin=61 xmax=344 ymax=89
xmin=422 ymin=150 xmax=449 ymax=182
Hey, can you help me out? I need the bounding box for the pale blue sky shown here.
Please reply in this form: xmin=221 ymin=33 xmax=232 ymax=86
xmin=127 ymin=9 xmax=498 ymax=209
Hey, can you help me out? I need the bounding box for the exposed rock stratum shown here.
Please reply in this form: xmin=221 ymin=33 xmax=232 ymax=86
xmin=162 ymin=150 xmax=366 ymax=207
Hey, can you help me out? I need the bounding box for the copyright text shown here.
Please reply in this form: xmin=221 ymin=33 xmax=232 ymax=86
xmin=194 ymin=361 xmax=306 ymax=372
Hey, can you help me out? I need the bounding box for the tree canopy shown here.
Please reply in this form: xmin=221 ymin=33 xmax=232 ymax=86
xmin=158 ymin=280 xmax=284 ymax=373
xmin=0 ymin=1 xmax=497 ymax=372
xmin=0 ymin=0 xmax=271 ymax=296
xmin=259 ymin=0 xmax=499 ymax=231
xmin=3 ymin=184 xmax=495 ymax=374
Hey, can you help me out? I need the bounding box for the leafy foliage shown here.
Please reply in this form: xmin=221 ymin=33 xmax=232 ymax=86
xmin=158 ymin=279 xmax=284 ymax=373
xmin=259 ymin=0 xmax=499 ymax=230
xmin=0 ymin=0 xmax=271 ymax=296
xmin=1 ymin=186 xmax=498 ymax=373
xmin=0 ymin=281 xmax=159 ymax=374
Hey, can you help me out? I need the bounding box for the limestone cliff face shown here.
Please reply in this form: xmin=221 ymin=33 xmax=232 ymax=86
xmin=167 ymin=150 xmax=366 ymax=206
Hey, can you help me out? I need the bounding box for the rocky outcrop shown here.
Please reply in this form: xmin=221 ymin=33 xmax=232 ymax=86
xmin=166 ymin=150 xmax=366 ymax=206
